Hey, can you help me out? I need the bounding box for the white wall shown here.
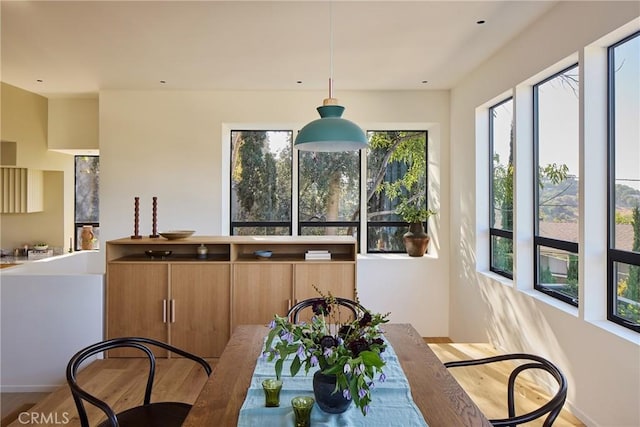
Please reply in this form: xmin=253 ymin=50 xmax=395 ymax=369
xmin=99 ymin=89 xmax=451 ymax=336
xmin=0 ymin=83 xmax=76 ymax=251
xmin=0 ymin=252 xmax=104 ymax=391
xmin=450 ymin=2 xmax=639 ymax=426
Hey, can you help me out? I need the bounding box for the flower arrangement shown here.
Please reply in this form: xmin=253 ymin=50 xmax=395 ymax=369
xmin=263 ymin=290 xmax=389 ymax=416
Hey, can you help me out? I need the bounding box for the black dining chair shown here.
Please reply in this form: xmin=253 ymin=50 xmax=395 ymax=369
xmin=287 ymin=297 xmax=366 ymax=323
xmin=66 ymin=337 xmax=212 ymax=427
xmin=444 ymin=353 xmax=567 ymax=427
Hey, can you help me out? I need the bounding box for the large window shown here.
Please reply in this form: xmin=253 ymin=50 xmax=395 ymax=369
xmin=608 ymin=32 xmax=640 ymax=332
xmin=74 ymin=156 xmax=100 ymax=250
xmin=489 ymin=99 xmax=514 ymax=278
xmin=229 ymin=128 xmax=429 ymax=253
xmin=533 ymin=65 xmax=580 ymax=306
xmin=230 ymin=130 xmax=292 ymax=235
xmin=298 ymin=151 xmax=360 ymax=239
xmin=367 ymin=131 xmax=428 ymax=253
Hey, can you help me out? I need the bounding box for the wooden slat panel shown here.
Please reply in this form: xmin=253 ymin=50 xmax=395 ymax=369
xmin=0 ymin=167 xmax=42 ymax=213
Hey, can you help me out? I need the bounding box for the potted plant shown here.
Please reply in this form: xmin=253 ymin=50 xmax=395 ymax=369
xmin=263 ymin=291 xmax=389 ymax=416
xmin=396 ymin=202 xmax=436 ymax=257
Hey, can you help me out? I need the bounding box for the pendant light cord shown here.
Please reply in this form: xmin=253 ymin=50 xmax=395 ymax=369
xmin=328 ymin=0 xmax=333 ymax=100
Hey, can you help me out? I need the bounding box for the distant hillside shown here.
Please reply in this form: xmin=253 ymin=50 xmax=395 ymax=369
xmin=539 ymin=176 xmax=640 ymax=222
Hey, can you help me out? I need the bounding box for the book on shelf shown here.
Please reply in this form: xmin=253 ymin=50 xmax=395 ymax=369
xmin=305 ymin=249 xmax=331 ymax=260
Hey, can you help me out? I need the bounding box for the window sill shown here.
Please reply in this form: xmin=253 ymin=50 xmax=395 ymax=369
xmin=587 ymin=320 xmax=640 ymax=346
xmin=357 ymin=253 xmax=437 ymax=261
xmin=478 ymin=270 xmax=514 ymax=288
xmin=521 ymin=289 xmax=579 ymax=318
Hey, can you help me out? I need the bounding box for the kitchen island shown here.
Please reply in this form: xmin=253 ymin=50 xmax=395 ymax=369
xmin=0 ymin=251 xmax=104 ymax=392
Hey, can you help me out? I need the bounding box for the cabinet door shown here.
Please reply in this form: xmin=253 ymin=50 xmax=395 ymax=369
xmin=170 ymin=264 xmax=230 ymax=357
xmin=294 ymin=263 xmax=355 ymax=301
xmin=233 ymin=264 xmax=292 ymax=327
xmin=293 ymin=263 xmax=356 ymax=322
xmin=107 ymin=263 xmax=169 ymax=357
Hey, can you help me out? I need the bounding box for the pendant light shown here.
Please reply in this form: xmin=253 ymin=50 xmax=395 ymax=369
xmin=294 ymin=2 xmax=368 ymax=152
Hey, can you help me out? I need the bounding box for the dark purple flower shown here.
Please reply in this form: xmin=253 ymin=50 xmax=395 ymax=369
xmin=346 ymin=337 xmax=370 ymax=356
xmin=358 ymin=312 xmax=372 ymax=327
xmin=319 ymin=335 xmax=338 ymax=349
xmin=312 ymin=300 xmax=331 ymax=315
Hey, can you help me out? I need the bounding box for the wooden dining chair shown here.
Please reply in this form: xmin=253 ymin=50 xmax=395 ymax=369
xmin=66 ymin=337 xmax=212 ymax=427
xmin=444 ymin=353 xmax=567 ymax=427
xmin=287 ymin=297 xmax=365 ymax=323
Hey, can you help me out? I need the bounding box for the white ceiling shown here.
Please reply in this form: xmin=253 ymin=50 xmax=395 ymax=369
xmin=1 ymin=1 xmax=557 ymax=98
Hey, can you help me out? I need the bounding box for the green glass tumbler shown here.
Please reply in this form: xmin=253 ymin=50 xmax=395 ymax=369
xmin=291 ymin=396 xmax=315 ymax=427
xmin=262 ymin=379 xmax=283 ymax=407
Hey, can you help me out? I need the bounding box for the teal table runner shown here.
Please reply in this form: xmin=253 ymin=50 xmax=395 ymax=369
xmin=237 ymin=339 xmax=429 ymax=427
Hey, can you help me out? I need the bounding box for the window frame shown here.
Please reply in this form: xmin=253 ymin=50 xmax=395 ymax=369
xmin=296 ymin=150 xmax=362 ymax=243
xmin=74 ymin=155 xmax=100 ymax=251
xmin=365 ymin=130 xmax=429 ymax=254
xmin=607 ymin=31 xmax=640 ymax=333
xmin=229 ymin=129 xmax=293 ymax=236
xmin=532 ymin=63 xmax=580 ymax=307
xmin=489 ymin=98 xmax=514 ymax=279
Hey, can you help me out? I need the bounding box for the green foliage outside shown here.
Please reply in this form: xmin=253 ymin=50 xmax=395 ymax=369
xmin=616 ymin=205 xmax=640 ymax=324
xmin=231 ymin=130 xmax=428 ymax=250
xmin=367 ymin=131 xmax=428 ymax=251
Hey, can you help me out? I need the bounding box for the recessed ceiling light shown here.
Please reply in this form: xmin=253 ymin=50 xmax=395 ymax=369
xmin=36 ymin=79 xmax=43 ymax=83
xmin=160 ymin=80 xmax=166 ymax=84
xmin=476 ymin=20 xmax=486 ymax=24
xmin=296 ymin=81 xmax=303 ymax=84
xmin=421 ymin=80 xmax=428 ymax=84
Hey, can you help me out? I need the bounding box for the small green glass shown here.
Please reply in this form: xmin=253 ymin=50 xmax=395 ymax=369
xmin=262 ymin=379 xmax=283 ymax=407
xmin=291 ymin=396 xmax=315 ymax=427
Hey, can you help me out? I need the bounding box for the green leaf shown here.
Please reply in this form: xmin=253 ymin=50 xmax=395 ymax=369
xmin=290 ymin=355 xmax=302 ymax=377
xmin=275 ymin=358 xmax=284 ymax=381
xmin=359 ymin=350 xmax=385 ymax=368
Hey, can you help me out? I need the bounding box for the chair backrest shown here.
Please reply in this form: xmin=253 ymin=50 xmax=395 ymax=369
xmin=444 ymin=353 xmax=567 ymax=427
xmin=66 ymin=337 xmax=212 ymax=427
xmin=287 ymin=297 xmax=366 ymax=323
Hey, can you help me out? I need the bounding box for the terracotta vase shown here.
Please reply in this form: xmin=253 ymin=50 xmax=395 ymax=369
xmin=402 ymin=222 xmax=430 ymax=257
xmin=81 ymin=226 xmax=95 ymax=250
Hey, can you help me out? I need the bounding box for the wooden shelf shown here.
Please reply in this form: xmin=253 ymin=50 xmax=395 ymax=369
xmin=105 ymin=235 xmax=357 ymax=358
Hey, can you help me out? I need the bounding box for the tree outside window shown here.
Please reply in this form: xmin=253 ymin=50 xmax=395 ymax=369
xmin=298 ymin=151 xmax=360 ymax=237
xmin=366 ymin=131 xmax=427 ymax=253
xmin=608 ymin=31 xmax=640 ymax=331
xmin=489 ymin=99 xmax=514 ymax=277
xmin=231 ymin=130 xmax=292 ymax=235
xmin=534 ymin=64 xmax=580 ymax=305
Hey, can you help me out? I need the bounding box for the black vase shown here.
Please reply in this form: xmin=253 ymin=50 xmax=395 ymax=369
xmin=312 ymin=370 xmax=352 ymax=414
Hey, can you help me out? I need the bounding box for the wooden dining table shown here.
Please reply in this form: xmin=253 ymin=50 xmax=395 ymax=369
xmin=182 ymin=323 xmax=491 ymax=427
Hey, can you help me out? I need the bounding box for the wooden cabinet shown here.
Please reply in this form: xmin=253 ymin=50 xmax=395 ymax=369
xmin=107 ymin=263 xmax=169 ymax=357
xmin=294 ymin=263 xmax=356 ymax=301
xmin=106 ymin=262 xmax=230 ymax=357
xmin=106 ymin=236 xmax=357 ymax=357
xmin=170 ymin=264 xmax=230 ymax=357
xmin=232 ymin=264 xmax=293 ymax=326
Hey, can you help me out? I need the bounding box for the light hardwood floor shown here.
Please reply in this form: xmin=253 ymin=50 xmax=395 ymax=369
xmin=2 ymin=343 xmax=585 ymax=427
xmin=427 ymin=342 xmax=585 ymax=427
xmin=1 ymin=358 xmax=215 ymax=427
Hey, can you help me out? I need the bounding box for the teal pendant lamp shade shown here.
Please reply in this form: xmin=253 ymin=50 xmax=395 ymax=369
xmin=295 ymin=2 xmax=367 ymax=152
xmin=295 ymin=99 xmax=368 ymax=152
